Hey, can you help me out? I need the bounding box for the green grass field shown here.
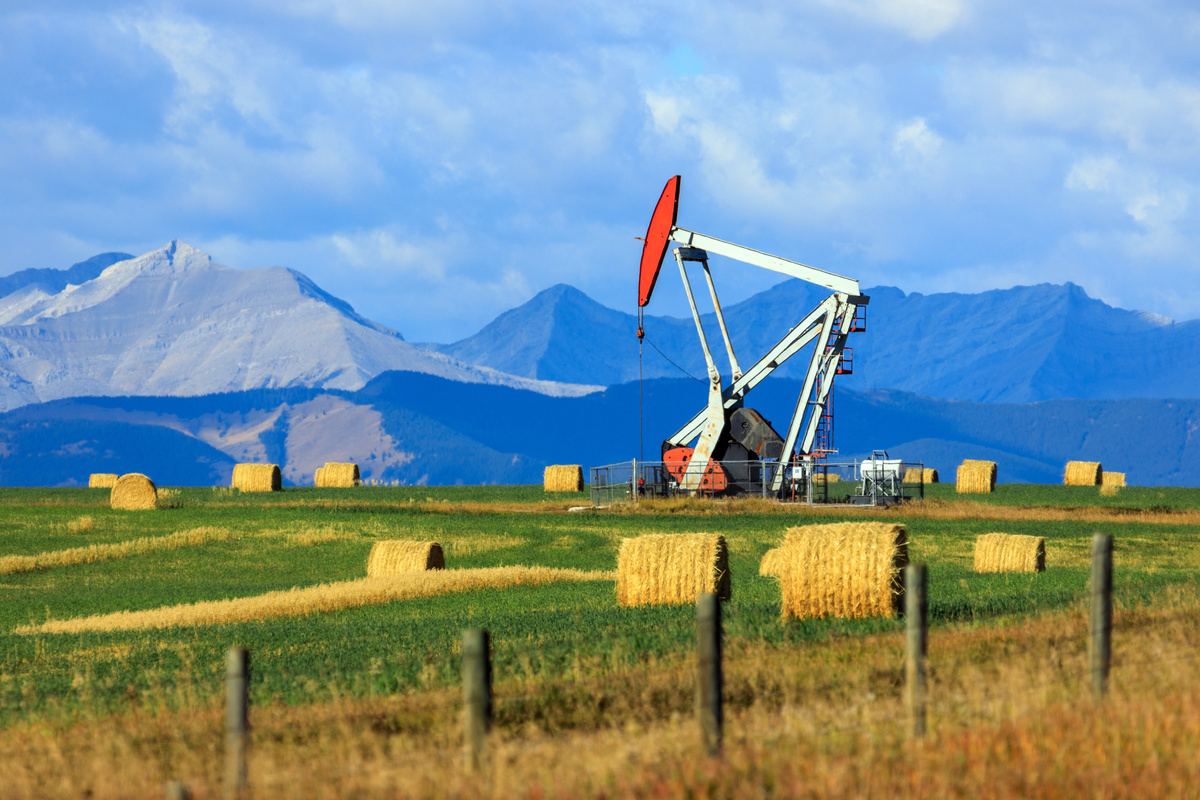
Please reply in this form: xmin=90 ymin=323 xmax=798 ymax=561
xmin=3 ymin=483 xmax=1200 ymax=724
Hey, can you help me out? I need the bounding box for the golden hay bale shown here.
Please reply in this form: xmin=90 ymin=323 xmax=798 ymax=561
xmin=232 ymin=463 xmax=281 ymax=492
xmin=956 ymin=460 xmax=997 ymax=493
xmin=1100 ymin=484 xmax=1120 ymax=497
xmin=617 ymin=533 xmax=730 ymax=607
xmin=321 ymin=462 xmax=361 ymax=488
xmin=759 ymin=546 xmax=788 ymax=577
xmin=973 ymin=533 xmax=1045 ymax=573
xmin=1101 ymin=471 xmax=1126 ymax=487
xmin=366 ymin=540 xmax=445 ymax=576
xmin=813 ymin=473 xmax=840 ymax=483
xmin=924 ymin=468 xmax=938 ymax=483
xmin=313 ymin=466 xmax=326 ymax=487
xmin=544 ymin=465 xmax=584 ymax=492
xmin=778 ymin=523 xmax=908 ymax=620
xmin=902 ymin=468 xmax=939 ymax=484
xmin=1064 ymin=461 xmax=1103 ymax=486
xmin=109 ymin=473 xmax=157 ymax=510
xmin=88 ymin=473 xmax=118 ymax=489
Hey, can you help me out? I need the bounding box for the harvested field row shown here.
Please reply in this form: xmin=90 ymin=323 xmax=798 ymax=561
xmin=18 ymin=566 xmax=616 ymax=634
xmin=0 ymin=527 xmax=235 ymax=576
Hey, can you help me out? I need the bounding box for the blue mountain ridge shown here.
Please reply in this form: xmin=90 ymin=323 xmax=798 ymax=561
xmin=0 ymin=252 xmax=133 ymax=297
xmin=1 ymin=371 xmax=1195 ymax=487
xmin=429 ymin=281 xmax=1191 ymax=403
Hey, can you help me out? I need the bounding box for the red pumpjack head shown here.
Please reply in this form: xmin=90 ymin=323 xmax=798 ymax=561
xmin=637 ymin=175 xmax=680 ymax=307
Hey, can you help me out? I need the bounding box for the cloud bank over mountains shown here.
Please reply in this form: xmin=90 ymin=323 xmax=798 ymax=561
xmin=3 ymin=1 xmax=1200 ymax=340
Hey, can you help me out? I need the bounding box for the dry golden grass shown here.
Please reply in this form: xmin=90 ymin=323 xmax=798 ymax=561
xmin=778 ymin=522 xmax=908 ymax=620
xmin=543 ymin=465 xmax=584 ymax=492
xmin=10 ymin=593 xmax=1200 ymax=799
xmin=18 ymin=566 xmax=616 ymax=634
xmin=87 ymin=473 xmax=118 ymax=488
xmin=280 ymin=528 xmax=360 ymax=546
xmin=232 ymin=463 xmax=281 ymax=492
xmin=109 ymin=473 xmax=157 ymax=510
xmin=366 ymin=540 xmax=445 ymax=575
xmin=0 ymin=527 xmax=234 ymax=576
xmin=956 ymin=460 xmax=997 ymax=493
xmin=1102 ymin=471 xmax=1127 ymax=487
xmin=973 ymin=532 xmax=1046 ymax=573
xmin=1064 ymin=460 xmax=1103 ymax=486
xmin=616 ymin=533 xmax=730 ymax=607
xmin=64 ymin=515 xmax=95 ymax=534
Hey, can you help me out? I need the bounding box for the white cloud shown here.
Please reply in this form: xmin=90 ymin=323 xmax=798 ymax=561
xmin=893 ymin=118 xmax=942 ymax=160
xmin=6 ymin=0 xmax=1200 ymax=335
xmin=817 ymin=0 xmax=967 ymax=41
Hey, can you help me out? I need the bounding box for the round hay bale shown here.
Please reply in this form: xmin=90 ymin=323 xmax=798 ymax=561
xmin=759 ymin=546 xmax=789 ymax=577
xmin=1064 ymin=461 xmax=1103 ymax=486
xmin=322 ymin=462 xmax=361 ymax=488
xmin=88 ymin=473 xmax=119 ymax=489
xmin=544 ymin=465 xmax=584 ymax=492
xmin=778 ymin=522 xmax=908 ymax=620
xmin=366 ymin=541 xmax=445 ymax=576
xmin=110 ymin=473 xmax=157 ymax=510
xmin=956 ymin=460 xmax=997 ymax=493
xmin=1101 ymin=471 xmax=1126 ymax=488
xmin=973 ymin=533 xmax=1045 ymax=573
xmin=232 ymin=463 xmax=281 ymax=492
xmin=314 ymin=466 xmax=326 ymax=487
xmin=617 ymin=533 xmax=730 ymax=607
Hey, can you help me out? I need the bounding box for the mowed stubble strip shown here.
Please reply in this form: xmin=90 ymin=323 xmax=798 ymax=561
xmin=17 ymin=566 xmax=616 ymax=634
xmin=0 ymin=527 xmax=236 ymax=575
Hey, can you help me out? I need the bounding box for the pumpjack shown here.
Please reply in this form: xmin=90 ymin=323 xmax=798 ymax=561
xmin=637 ymin=176 xmax=868 ymax=496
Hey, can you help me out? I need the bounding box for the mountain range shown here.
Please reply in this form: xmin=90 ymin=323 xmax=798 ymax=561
xmin=2 ymin=373 xmax=1196 ymax=487
xmin=0 ymin=242 xmax=598 ymax=413
xmin=1 ymin=241 xmax=1196 ymax=487
xmin=431 ymin=280 xmax=1195 ymax=403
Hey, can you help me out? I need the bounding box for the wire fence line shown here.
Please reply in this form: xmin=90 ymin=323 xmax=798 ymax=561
xmin=163 ymin=531 xmax=1198 ymax=797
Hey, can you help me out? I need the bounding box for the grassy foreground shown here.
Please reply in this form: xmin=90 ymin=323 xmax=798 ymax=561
xmin=2 ymin=483 xmax=1200 ymax=797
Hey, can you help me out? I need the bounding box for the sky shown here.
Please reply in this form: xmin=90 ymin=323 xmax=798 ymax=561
xmin=3 ymin=1 xmax=1200 ymax=342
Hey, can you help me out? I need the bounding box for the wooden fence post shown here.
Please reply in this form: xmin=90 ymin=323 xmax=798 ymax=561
xmin=905 ymin=564 xmax=928 ymax=739
xmin=1090 ymin=533 xmax=1113 ymax=700
xmin=225 ymin=647 xmax=249 ymax=800
xmin=696 ymin=592 xmax=723 ymax=756
xmin=463 ymin=628 xmax=492 ymax=773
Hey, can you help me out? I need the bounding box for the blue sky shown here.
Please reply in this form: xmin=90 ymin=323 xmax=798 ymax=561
xmin=3 ymin=1 xmax=1199 ymax=341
